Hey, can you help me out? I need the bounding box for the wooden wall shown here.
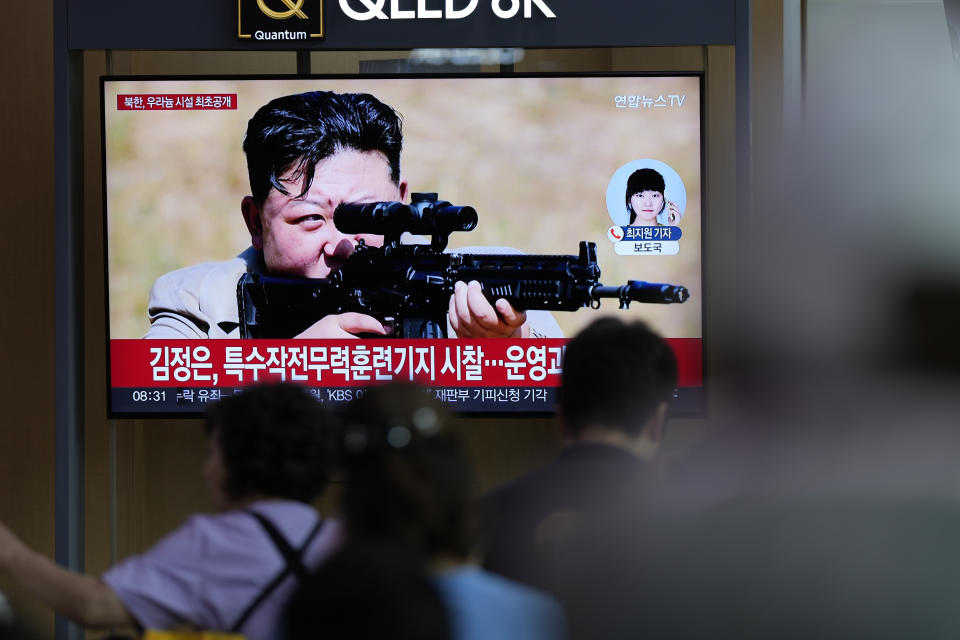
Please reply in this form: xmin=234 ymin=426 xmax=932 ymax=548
xmin=0 ymin=0 xmax=57 ymax=636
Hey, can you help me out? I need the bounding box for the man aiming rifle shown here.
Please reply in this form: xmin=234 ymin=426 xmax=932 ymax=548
xmin=144 ymin=90 xmax=563 ymax=339
xmin=237 ymin=193 xmax=690 ymax=339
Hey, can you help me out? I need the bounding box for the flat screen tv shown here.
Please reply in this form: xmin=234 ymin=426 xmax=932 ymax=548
xmin=102 ymin=73 xmax=704 ymax=417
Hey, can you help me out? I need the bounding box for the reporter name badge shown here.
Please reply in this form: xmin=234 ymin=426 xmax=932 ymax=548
xmin=607 ymin=226 xmax=681 ymax=256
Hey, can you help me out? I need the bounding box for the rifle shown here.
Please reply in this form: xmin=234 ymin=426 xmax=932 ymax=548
xmin=237 ymin=193 xmax=689 ymax=339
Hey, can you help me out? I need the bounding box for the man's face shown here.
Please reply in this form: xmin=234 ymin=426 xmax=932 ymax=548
xmin=243 ymin=148 xmax=407 ymax=279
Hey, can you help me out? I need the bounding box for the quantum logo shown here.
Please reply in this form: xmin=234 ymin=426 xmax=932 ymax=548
xmin=238 ymin=0 xmax=324 ymax=39
xmin=257 ymin=0 xmax=309 ymax=19
xmin=339 ymin=0 xmax=555 ymax=20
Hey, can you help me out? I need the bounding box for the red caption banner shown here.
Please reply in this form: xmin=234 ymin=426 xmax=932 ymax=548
xmin=116 ymin=94 xmax=238 ymax=110
xmin=110 ymin=338 xmax=702 ymax=388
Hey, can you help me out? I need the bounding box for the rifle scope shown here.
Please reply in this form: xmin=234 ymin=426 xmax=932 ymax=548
xmin=334 ymin=192 xmax=478 ymax=238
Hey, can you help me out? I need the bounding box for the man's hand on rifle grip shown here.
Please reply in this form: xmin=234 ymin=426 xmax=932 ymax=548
xmin=448 ymin=280 xmax=529 ymax=338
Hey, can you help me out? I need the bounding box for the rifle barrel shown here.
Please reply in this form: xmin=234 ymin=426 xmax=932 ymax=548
xmin=592 ymin=281 xmax=689 ymax=305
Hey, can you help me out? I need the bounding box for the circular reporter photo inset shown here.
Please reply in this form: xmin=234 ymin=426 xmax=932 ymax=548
xmin=606 ymin=159 xmax=687 ymax=227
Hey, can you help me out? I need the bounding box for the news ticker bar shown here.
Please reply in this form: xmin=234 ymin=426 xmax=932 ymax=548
xmin=109 ymin=338 xmax=703 ymax=388
xmin=110 ymin=386 xmax=704 ymax=415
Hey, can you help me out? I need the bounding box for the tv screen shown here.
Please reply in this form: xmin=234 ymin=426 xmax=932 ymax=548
xmin=102 ymin=74 xmax=703 ymax=416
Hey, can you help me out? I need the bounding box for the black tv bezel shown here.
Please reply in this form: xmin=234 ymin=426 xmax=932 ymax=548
xmin=100 ymin=71 xmax=707 ymax=420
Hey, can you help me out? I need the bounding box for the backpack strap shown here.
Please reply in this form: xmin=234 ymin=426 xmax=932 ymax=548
xmin=230 ymin=511 xmax=324 ymax=633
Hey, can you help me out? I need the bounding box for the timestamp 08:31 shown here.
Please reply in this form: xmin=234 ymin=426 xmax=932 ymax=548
xmin=132 ymin=390 xmax=167 ymax=402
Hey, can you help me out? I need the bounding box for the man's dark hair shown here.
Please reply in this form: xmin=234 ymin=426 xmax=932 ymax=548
xmin=559 ymin=317 xmax=677 ymax=437
xmin=285 ymin=540 xmax=451 ymax=640
xmin=204 ymin=382 xmax=332 ymax=503
xmin=625 ymin=167 xmax=666 ymax=224
xmin=243 ymin=91 xmax=404 ymax=204
xmin=338 ymin=382 xmax=474 ymax=560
